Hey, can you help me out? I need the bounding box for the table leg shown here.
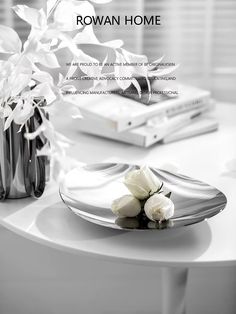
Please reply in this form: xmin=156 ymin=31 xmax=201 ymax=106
xmin=162 ymin=267 xmax=189 ymax=314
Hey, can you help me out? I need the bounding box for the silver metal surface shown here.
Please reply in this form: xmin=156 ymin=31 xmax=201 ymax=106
xmin=60 ymin=163 xmax=227 ymax=230
xmin=0 ymin=109 xmax=47 ymax=200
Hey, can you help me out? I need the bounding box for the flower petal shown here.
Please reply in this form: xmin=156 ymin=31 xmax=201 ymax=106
xmin=30 ymin=83 xmax=56 ymax=104
xmin=114 ymin=51 xmax=132 ymax=90
xmin=13 ymin=5 xmax=47 ymax=29
xmin=0 ymin=25 xmax=22 ymax=54
xmin=124 ymin=182 xmax=149 ymax=200
xmin=4 ymin=100 xmax=23 ymax=131
xmin=4 ymin=113 xmax=15 ymax=131
xmin=32 ymin=70 xmax=54 ymax=85
xmin=75 ymin=50 xmax=100 ymax=76
xmin=9 ymin=73 xmax=32 ymax=97
xmin=47 ymin=0 xmax=59 ymax=17
xmin=149 ymin=65 xmax=179 ymax=77
xmin=111 ymin=195 xmax=141 ymax=218
xmin=25 ymin=123 xmax=46 ymax=140
xmin=148 ymin=56 xmax=164 ymax=71
xmin=54 ymin=0 xmax=95 ymax=31
xmin=13 ymin=99 xmax=35 ymax=125
xmin=73 ymin=25 xmax=99 ymax=45
xmin=33 ymin=51 xmax=60 ymax=68
xmin=144 ymin=194 xmax=174 ymax=222
xmin=120 ymin=49 xmax=148 ymax=77
xmin=103 ymin=39 xmax=124 ymax=48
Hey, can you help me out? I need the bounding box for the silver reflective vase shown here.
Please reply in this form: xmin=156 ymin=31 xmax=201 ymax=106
xmin=0 ymin=108 xmax=48 ymax=200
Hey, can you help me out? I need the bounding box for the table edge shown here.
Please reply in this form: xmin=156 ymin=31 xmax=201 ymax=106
xmin=1 ymin=220 xmax=236 ymax=268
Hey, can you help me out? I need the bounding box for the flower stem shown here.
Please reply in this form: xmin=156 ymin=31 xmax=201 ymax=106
xmin=47 ymin=0 xmax=62 ymax=19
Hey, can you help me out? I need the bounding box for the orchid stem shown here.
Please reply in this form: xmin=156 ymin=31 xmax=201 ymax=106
xmin=47 ymin=0 xmax=62 ymax=19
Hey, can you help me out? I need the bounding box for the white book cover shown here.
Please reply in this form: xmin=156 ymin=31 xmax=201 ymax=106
xmin=77 ymin=105 xmax=213 ymax=147
xmin=163 ymin=117 xmax=219 ymax=144
xmin=73 ymin=84 xmax=210 ymax=132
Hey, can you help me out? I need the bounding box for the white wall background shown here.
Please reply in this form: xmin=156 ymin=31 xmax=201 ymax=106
xmin=0 ymin=226 xmax=236 ymax=314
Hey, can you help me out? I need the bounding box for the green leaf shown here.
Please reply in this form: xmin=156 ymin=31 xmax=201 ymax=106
xmin=165 ymin=192 xmax=172 ymax=199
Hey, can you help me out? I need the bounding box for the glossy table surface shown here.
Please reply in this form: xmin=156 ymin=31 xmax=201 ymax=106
xmin=0 ymin=102 xmax=236 ymax=267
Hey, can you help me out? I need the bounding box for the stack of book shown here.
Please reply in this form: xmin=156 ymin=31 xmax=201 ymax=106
xmin=74 ymin=84 xmax=218 ymax=147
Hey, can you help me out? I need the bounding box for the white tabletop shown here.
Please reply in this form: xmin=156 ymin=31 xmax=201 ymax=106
xmin=0 ymin=102 xmax=236 ymax=267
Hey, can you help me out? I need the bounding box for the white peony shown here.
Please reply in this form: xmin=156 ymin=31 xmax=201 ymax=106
xmin=111 ymin=195 xmax=141 ymax=218
xmin=124 ymin=165 xmax=162 ymax=200
xmin=144 ymin=193 xmax=174 ymax=222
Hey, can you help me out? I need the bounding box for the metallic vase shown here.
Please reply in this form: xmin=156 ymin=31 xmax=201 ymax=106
xmin=0 ymin=108 xmax=48 ymax=200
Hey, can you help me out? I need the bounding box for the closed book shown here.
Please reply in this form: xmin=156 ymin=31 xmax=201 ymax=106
xmin=163 ymin=117 xmax=218 ymax=144
xmin=76 ymin=85 xmax=210 ymax=132
xmin=77 ymin=105 xmax=212 ymax=147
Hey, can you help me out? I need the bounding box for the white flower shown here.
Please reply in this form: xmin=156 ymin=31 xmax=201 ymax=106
xmin=144 ymin=194 xmax=174 ymax=222
xmin=111 ymin=195 xmax=141 ymax=218
xmin=124 ymin=165 xmax=162 ymax=200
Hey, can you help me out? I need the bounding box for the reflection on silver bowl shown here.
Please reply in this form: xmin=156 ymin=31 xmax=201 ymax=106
xmin=60 ymin=163 xmax=227 ymax=231
xmin=115 ymin=216 xmax=173 ymax=230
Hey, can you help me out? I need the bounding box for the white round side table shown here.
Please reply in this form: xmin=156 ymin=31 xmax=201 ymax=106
xmin=0 ymin=102 xmax=236 ymax=313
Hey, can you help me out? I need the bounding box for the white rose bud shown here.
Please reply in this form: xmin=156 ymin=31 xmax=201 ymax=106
xmin=111 ymin=195 xmax=141 ymax=218
xmin=144 ymin=194 xmax=174 ymax=222
xmin=124 ymin=165 xmax=162 ymax=200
